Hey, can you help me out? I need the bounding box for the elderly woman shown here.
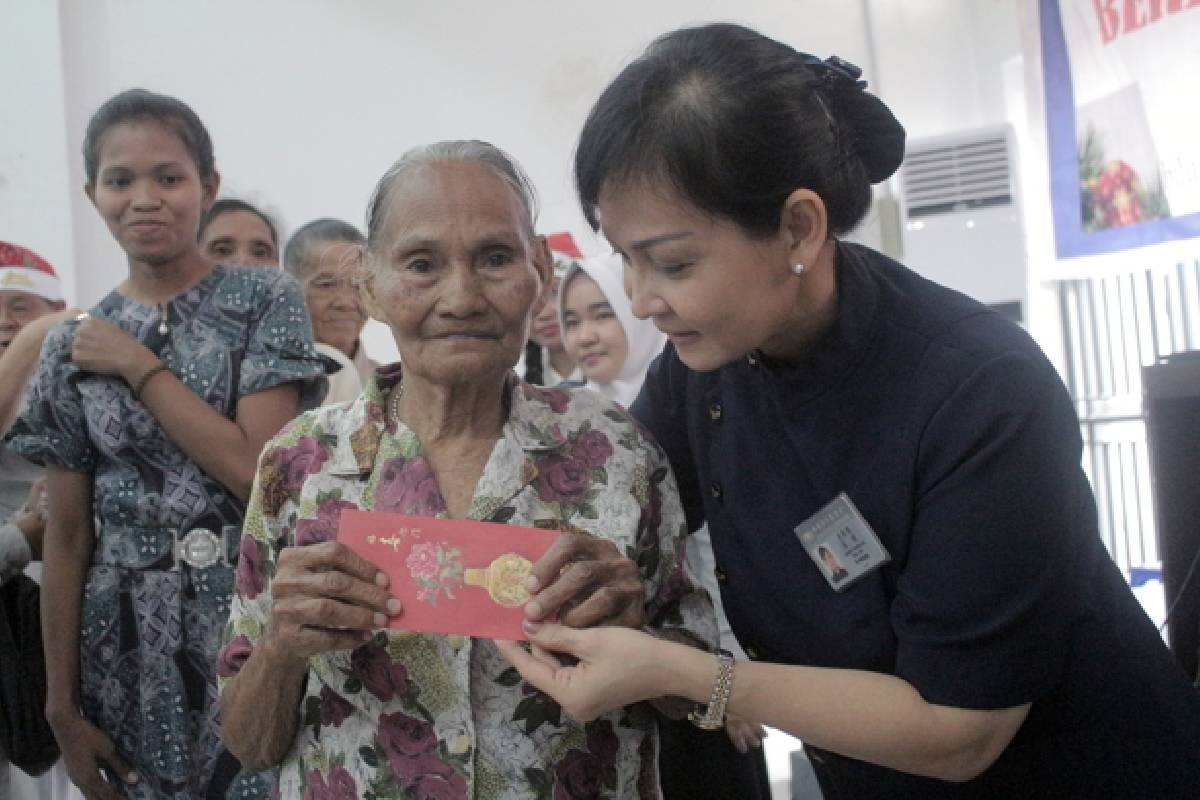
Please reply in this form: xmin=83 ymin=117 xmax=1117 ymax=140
xmin=282 ymin=219 xmax=378 ymax=405
xmin=217 ymin=141 xmax=713 ymax=799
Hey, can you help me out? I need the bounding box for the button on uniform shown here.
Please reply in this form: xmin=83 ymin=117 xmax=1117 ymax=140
xmin=711 ymin=481 xmax=723 ymax=501
xmin=714 ymin=566 xmax=729 ymax=584
xmin=744 ymin=645 xmax=761 ymax=660
xmin=709 ymin=403 xmax=723 ymax=422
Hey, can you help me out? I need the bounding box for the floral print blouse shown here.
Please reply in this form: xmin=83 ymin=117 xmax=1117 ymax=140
xmin=217 ymin=366 xmax=715 ymax=800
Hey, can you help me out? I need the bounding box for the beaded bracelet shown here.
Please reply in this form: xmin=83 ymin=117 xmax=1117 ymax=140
xmin=132 ymin=362 xmax=170 ymax=401
xmin=689 ymin=649 xmax=736 ymax=730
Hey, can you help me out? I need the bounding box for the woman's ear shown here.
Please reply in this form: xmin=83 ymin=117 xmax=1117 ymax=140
xmin=530 ymin=235 xmax=555 ymax=312
xmin=533 ymin=235 xmax=553 ymax=291
xmin=358 ymin=261 xmax=386 ymax=323
xmin=779 ymin=188 xmax=830 ymax=270
xmin=201 ymin=170 xmax=221 ymax=211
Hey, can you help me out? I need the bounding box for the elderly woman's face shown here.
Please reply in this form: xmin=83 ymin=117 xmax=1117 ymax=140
xmin=367 ymin=161 xmax=548 ymax=386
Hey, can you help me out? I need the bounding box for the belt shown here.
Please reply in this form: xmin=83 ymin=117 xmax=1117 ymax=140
xmin=172 ymin=528 xmax=227 ymax=569
xmin=93 ymin=524 xmax=242 ymax=571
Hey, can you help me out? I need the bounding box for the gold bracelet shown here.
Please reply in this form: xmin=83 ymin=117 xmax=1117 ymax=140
xmin=688 ymin=649 xmax=735 ymax=730
xmin=133 ymin=362 xmax=170 ymax=401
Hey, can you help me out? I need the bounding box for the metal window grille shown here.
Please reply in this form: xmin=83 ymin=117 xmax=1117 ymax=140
xmin=1056 ymin=257 xmax=1200 ymax=573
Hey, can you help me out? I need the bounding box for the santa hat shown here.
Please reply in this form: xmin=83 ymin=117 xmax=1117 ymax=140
xmin=544 ymin=231 xmax=584 ymax=278
xmin=0 ymin=241 xmax=63 ymax=302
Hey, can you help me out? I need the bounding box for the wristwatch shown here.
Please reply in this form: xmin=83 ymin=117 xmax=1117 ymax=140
xmin=688 ymin=649 xmax=736 ymax=730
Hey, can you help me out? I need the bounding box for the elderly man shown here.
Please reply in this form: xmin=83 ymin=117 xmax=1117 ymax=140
xmin=283 ymin=219 xmax=379 ymax=405
xmin=218 ymin=142 xmax=714 ymax=799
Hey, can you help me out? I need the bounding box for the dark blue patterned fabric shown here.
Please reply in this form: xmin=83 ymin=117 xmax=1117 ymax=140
xmin=7 ymin=264 xmax=324 ymax=798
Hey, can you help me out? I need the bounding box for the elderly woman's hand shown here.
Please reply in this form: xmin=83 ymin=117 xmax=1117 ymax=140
xmin=523 ymin=532 xmax=645 ymax=628
xmin=71 ymin=316 xmax=158 ymax=383
xmin=262 ymin=541 xmax=402 ymax=665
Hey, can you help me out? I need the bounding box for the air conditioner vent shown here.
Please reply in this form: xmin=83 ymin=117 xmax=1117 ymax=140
xmin=901 ymin=134 xmax=1012 ymax=218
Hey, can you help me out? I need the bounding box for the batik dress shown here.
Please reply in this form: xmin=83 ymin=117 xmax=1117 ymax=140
xmin=217 ymin=367 xmax=717 ymax=800
xmin=6 ymin=264 xmax=325 ymax=799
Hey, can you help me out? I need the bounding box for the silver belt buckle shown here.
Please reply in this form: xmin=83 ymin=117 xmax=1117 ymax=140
xmin=172 ymin=528 xmax=226 ymax=570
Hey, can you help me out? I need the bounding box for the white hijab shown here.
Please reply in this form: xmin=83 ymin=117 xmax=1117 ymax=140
xmin=559 ymin=254 xmax=666 ymax=408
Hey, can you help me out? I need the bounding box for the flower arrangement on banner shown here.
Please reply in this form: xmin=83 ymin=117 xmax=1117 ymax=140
xmin=405 ymin=540 xmax=465 ymax=605
xmin=1078 ymin=125 xmax=1170 ymax=231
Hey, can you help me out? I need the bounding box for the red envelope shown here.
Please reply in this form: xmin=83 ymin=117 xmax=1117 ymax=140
xmin=338 ymin=509 xmax=559 ymax=640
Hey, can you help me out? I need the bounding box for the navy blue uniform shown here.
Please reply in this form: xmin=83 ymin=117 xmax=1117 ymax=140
xmin=632 ymin=242 xmax=1200 ymax=798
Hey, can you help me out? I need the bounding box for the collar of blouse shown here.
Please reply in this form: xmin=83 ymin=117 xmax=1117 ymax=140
xmin=327 ymin=366 xmax=572 ymax=478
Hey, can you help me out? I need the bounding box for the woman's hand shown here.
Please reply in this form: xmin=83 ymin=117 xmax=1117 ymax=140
xmin=51 ymin=714 xmax=138 ymax=800
xmin=524 ymin=533 xmax=645 ymax=628
xmin=725 ymin=713 xmax=768 ymax=753
xmin=262 ymin=541 xmax=401 ymax=666
xmin=71 ymin=316 xmax=157 ymax=383
xmin=495 ymin=622 xmax=673 ymax=721
xmin=14 ymin=478 xmax=48 ymax=560
xmin=22 ymin=306 xmax=81 ymax=342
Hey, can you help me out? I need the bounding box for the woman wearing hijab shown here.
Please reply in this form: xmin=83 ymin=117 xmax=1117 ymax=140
xmin=559 ymin=254 xmax=664 ymax=408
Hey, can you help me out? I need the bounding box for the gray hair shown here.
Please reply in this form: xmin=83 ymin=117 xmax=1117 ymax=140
xmin=283 ymin=218 xmax=365 ymax=281
xmin=365 ymin=140 xmax=539 ymax=256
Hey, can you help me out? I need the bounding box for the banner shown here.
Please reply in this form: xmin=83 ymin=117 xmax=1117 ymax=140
xmin=1040 ymin=0 xmax=1200 ymax=257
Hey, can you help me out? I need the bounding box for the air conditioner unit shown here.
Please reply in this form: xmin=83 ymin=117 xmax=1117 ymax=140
xmin=899 ymin=126 xmax=1026 ymax=323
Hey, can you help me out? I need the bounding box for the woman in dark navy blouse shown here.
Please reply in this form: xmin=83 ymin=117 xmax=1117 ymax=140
xmin=502 ymin=22 xmax=1200 ymax=799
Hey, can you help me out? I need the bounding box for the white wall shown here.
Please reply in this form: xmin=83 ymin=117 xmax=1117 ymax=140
xmin=867 ymin=0 xmax=1022 ymax=140
xmin=2 ymin=0 xmax=1033 ymax=361
xmin=864 ymin=1 xmax=1030 ymax=323
xmin=0 ymin=1 xmax=78 ymax=303
xmin=3 ymin=0 xmax=886 ymax=358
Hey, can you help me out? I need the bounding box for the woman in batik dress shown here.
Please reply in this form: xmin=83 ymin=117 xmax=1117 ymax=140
xmin=6 ymin=89 xmax=324 ymax=799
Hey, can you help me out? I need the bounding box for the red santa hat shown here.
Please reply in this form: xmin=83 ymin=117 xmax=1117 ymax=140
xmin=544 ymin=231 xmax=584 ymax=278
xmin=0 ymin=241 xmax=63 ymax=302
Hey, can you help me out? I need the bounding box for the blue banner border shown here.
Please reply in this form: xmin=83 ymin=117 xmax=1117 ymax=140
xmin=1040 ymin=0 xmax=1200 ymax=258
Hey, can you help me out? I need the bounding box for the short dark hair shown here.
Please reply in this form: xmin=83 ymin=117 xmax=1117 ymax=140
xmin=284 ymin=218 xmax=365 ymax=281
xmin=575 ymin=23 xmax=906 ymax=238
xmin=198 ymin=198 xmax=279 ymax=246
xmin=83 ymin=88 xmax=215 ymax=186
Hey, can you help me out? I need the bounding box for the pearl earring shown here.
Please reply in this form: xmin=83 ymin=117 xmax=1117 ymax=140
xmin=792 ymin=262 xmax=806 ymax=276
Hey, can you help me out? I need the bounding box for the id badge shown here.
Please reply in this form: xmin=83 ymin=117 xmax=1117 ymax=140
xmin=795 ymin=493 xmax=891 ymax=592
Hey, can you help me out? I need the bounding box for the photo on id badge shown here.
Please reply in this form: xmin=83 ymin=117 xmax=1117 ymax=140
xmin=795 ymin=493 xmax=890 ymax=592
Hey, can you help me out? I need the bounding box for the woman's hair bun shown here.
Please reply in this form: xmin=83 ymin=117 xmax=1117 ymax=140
xmin=807 ymin=55 xmax=906 ymax=184
xmin=574 ymin=24 xmax=908 ymax=237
